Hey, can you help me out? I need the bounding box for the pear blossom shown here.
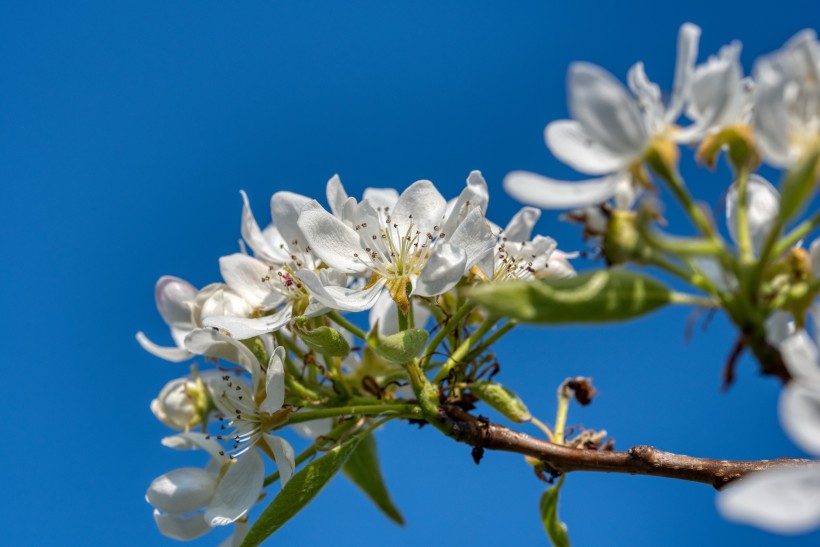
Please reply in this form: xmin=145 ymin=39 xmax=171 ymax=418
xmin=504 ymin=23 xmax=702 ymax=210
xmin=297 ymin=178 xmax=495 ymax=313
xmin=147 ymin=432 xmax=265 ymax=540
xmin=753 ymin=30 xmax=820 ymax=168
xmin=151 ymin=370 xmax=225 ymax=431
xmin=137 ymin=276 xmax=198 ymax=362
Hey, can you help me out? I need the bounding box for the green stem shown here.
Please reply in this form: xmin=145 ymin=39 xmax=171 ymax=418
xmin=286 ymin=403 xmax=422 ymax=424
xmin=735 ymin=165 xmax=754 ymax=263
xmin=432 ymin=316 xmax=498 ymax=384
xmin=421 ymin=302 xmax=476 ymax=370
xmin=327 ymin=311 xmax=367 ymax=340
xmin=463 ymin=320 xmax=517 ymax=362
xmin=670 ymin=292 xmax=718 ymax=308
xmin=773 ymin=210 xmax=820 ymax=257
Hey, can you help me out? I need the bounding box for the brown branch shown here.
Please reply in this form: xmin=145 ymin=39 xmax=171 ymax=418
xmin=440 ymin=405 xmax=817 ymax=490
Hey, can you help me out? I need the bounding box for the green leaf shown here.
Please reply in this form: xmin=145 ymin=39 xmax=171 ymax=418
xmin=292 ymin=317 xmax=350 ymax=357
xmin=468 ymin=381 xmax=531 ymax=423
xmin=466 ymin=269 xmax=671 ymax=324
xmin=367 ymin=326 xmax=429 ymax=364
xmin=540 ymin=476 xmax=570 ymax=547
xmin=342 ymin=434 xmax=405 ymax=525
xmin=778 ymin=148 xmax=820 ymax=224
xmin=240 ymin=434 xmax=364 ymax=547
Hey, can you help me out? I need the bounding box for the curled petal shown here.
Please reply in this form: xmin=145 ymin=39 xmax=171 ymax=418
xmin=205 ymin=450 xmax=265 ymax=527
xmin=219 ymin=254 xmax=285 ymax=310
xmin=263 ymin=434 xmax=296 ymax=486
xmin=362 ymin=187 xmax=400 ymax=210
xmin=184 ymin=328 xmax=261 ymax=380
xmin=155 ymin=276 xmax=197 ymax=328
xmin=666 ymin=22 xmax=701 ymax=122
xmin=717 ymin=467 xmax=820 ymax=534
xmin=136 ymin=332 xmax=191 ymax=362
xmin=504 ymin=171 xmax=620 ymax=209
xmin=297 ymin=269 xmax=385 ymax=312
xmin=203 ymin=306 xmax=292 ymax=341
xmin=161 ymin=432 xmax=227 ymax=463
xmin=326 ymin=174 xmax=349 ymax=218
xmin=448 ymin=207 xmax=495 ymax=269
xmin=260 ymin=347 xmax=286 ymax=414
xmin=503 ymin=207 xmax=540 ymax=243
xmin=239 ymin=190 xmax=290 ymax=263
xmin=270 ymin=191 xmax=313 ymax=251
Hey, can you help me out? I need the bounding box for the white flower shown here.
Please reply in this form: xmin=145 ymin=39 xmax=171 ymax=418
xmin=753 ymin=30 xmax=820 ymax=167
xmin=147 ymin=432 xmax=265 ymax=540
xmin=504 ymin=23 xmax=702 ymax=210
xmin=150 ymin=370 xmax=224 ymax=431
xmin=717 ymin=314 xmax=820 ymax=534
xmin=297 ymin=178 xmax=495 ymax=313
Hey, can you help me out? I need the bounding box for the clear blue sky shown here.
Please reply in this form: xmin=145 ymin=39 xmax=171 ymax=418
xmin=3 ymin=1 xmax=818 ymax=545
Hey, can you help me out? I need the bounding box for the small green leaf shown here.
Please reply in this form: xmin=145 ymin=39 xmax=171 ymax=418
xmin=466 ymin=269 xmax=671 ymax=324
xmin=342 ymin=434 xmax=405 ymax=525
xmin=367 ymin=327 xmax=429 ymax=364
xmin=240 ymin=434 xmax=364 ymax=547
xmin=540 ymin=475 xmax=570 ymax=547
xmin=778 ymin=148 xmax=820 ymax=223
xmin=293 ymin=317 xmax=350 ymax=356
xmin=468 ymin=381 xmax=531 ymax=423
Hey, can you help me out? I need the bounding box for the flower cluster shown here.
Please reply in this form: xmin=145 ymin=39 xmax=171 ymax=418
xmin=138 ymin=172 xmax=575 ymax=542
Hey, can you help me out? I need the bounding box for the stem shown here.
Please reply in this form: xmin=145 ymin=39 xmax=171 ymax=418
xmin=420 ymin=302 xmax=476 ymax=370
xmin=286 ymin=403 xmax=422 ymax=424
xmin=670 ymin=292 xmax=718 ymax=308
xmin=735 ymin=165 xmax=753 ymax=263
xmin=327 ymin=311 xmax=367 ymax=340
xmin=432 ymin=316 xmax=498 ymax=383
xmin=463 ymin=320 xmax=517 ymax=363
xmin=441 ymin=405 xmax=818 ymax=490
xmin=773 ymin=209 xmax=820 ymax=257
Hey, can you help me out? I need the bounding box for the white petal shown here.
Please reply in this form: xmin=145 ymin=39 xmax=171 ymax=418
xmin=545 ymin=120 xmax=625 ymax=175
xmin=717 ymin=467 xmax=820 ymax=534
xmin=362 ymin=187 xmax=400 ymax=210
xmin=683 ymin=42 xmax=743 ymax=139
xmin=195 ymin=284 xmax=253 ymax=325
xmin=447 ymin=207 xmax=495 ymax=268
xmin=219 ymin=253 xmax=285 ymax=309
xmin=780 ymin=382 xmax=820 ymax=456
xmin=753 ymin=60 xmax=791 ymax=167
xmin=781 ymin=330 xmax=820 ymax=381
xmin=297 ymin=269 xmax=385 ymax=312
xmin=298 ymin=205 xmax=369 ymax=274
xmin=184 ymin=328 xmax=261 ymax=379
xmin=568 ymin=63 xmax=647 ymax=158
xmin=369 ymin=291 xmax=431 ymax=334
xmin=155 ymin=276 xmax=197 ymax=328
xmin=810 ymin=239 xmax=820 ymax=276
xmin=205 ymin=450 xmax=265 ymax=527
xmin=725 ymin=175 xmax=780 ymax=254
xmin=627 ymin=62 xmax=664 ymax=126
xmin=392 ymin=180 xmax=447 ymax=237
xmin=136 ymin=332 xmax=191 ymax=362
xmin=218 ymin=519 xmax=248 ymax=547
xmin=666 ymin=22 xmax=701 ymax=122
xmin=270 ymin=191 xmax=313 ymax=250
xmin=291 ymin=418 xmax=334 ymax=439
xmin=153 ymin=510 xmax=212 ymax=541
xmin=161 ymin=432 xmax=227 ymax=463
xmin=504 ymin=171 xmax=620 ymax=209
xmin=203 ymin=306 xmax=292 ymax=340
xmin=260 ymin=347 xmax=286 ymax=414
xmin=326 ymin=174 xmax=349 ymax=218
xmin=146 ymin=468 xmax=218 ymax=514
xmin=765 ymin=311 xmax=794 ymax=347
xmin=239 ymin=190 xmax=290 ymax=263
xmin=413 ymin=244 xmax=468 ymax=297
xmin=441 ymin=170 xmax=490 ymax=237
xmin=263 ymin=434 xmax=296 ymax=486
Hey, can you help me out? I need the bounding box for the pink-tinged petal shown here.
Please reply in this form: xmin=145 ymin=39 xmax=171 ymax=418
xmin=504 ymin=171 xmax=620 ymax=209
xmin=666 ymin=23 xmax=701 ymax=122
xmin=135 ymin=332 xmax=191 ymax=362
xmin=153 ymin=510 xmax=212 ymax=541
xmin=146 ymin=468 xmax=218 ymax=514
xmin=271 ymin=190 xmax=313 ymax=250
xmin=781 ymin=381 xmax=820 ymax=456
xmin=239 ymin=190 xmax=290 ymax=263
xmin=545 ymin=120 xmax=627 ymax=174
xmin=263 ymin=434 xmax=296 ymax=486
xmin=297 ymin=269 xmax=385 ymax=312
xmin=568 ymin=63 xmax=647 ymax=158
xmin=726 ymin=175 xmax=780 ymax=254
xmin=260 ymin=347 xmax=286 ymax=414
xmin=392 ymin=180 xmax=447 ymax=238
xmin=413 ymin=243 xmax=468 ymax=297
xmin=205 ymin=450 xmax=265 ymax=527
xmin=219 ymin=253 xmax=284 ymax=309
xmin=448 ymin=207 xmax=495 ymax=269
xmin=717 ymin=467 xmax=820 ymax=534
xmin=503 ymin=207 xmax=541 ymax=242
xmin=298 ymin=205 xmax=369 ymax=274
xmin=203 ymin=306 xmax=292 ymax=341
xmin=326 ymin=174 xmax=349 ymax=218
xmin=155 ymin=276 xmax=197 ymax=327
xmin=184 ymin=329 xmax=261 ymax=379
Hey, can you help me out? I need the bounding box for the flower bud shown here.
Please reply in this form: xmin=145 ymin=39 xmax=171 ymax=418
xmin=151 ymin=373 xmax=213 ymax=430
